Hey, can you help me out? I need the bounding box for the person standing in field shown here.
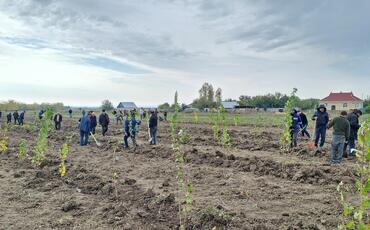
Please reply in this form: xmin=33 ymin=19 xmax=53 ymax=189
xmin=139 ymin=108 xmax=144 ymax=120
xmin=298 ymin=110 xmax=310 ymax=138
xmin=38 ymin=110 xmax=44 ymax=120
xmin=124 ymin=111 xmax=137 ymax=149
xmin=18 ymin=111 xmax=25 ymax=126
xmin=13 ymin=110 xmax=19 ymax=125
xmin=7 ymin=113 xmax=12 ymax=124
xmin=53 ymin=112 xmax=63 ymax=130
xmin=290 ymin=108 xmax=302 ymax=148
xmin=79 ymin=111 xmax=91 ymax=146
xmin=327 ymin=111 xmax=350 ymax=164
xmin=149 ymin=110 xmax=158 ymax=145
xmin=68 ymin=108 xmax=73 ymax=118
xmin=0 ymin=111 xmax=2 ymax=121
xmin=90 ymin=112 xmax=97 ymax=135
xmin=164 ymin=111 xmax=168 ymax=121
xmin=99 ymin=109 xmax=110 ymax=136
xmin=343 ymin=109 xmax=362 ymax=158
xmin=143 ymin=110 xmax=147 ymax=120
xmin=312 ymin=104 xmax=329 ymax=152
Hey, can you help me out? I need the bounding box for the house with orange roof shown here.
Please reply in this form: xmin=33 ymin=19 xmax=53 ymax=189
xmin=320 ymin=92 xmax=363 ymax=111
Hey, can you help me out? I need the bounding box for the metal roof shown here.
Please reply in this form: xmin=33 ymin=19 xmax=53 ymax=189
xmin=117 ymin=102 xmax=137 ymax=109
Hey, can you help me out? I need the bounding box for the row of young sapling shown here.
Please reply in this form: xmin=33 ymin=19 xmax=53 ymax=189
xmin=0 ymin=107 xmax=70 ymax=178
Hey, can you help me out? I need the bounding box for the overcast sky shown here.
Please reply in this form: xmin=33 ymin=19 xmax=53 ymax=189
xmin=0 ymin=0 xmax=369 ymax=107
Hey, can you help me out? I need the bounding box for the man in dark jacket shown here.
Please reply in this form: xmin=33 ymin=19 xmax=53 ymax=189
xmin=68 ymin=108 xmax=73 ymax=118
xmin=90 ymin=112 xmax=97 ymax=134
xmin=99 ymin=110 xmax=110 ymax=136
xmin=79 ymin=112 xmax=91 ymax=146
xmin=298 ymin=110 xmax=310 ymax=138
xmin=53 ymin=113 xmax=63 ymax=130
xmin=343 ymin=109 xmax=362 ymax=158
xmin=124 ymin=111 xmax=137 ymax=149
xmin=149 ymin=110 xmax=158 ymax=145
xmin=312 ymin=104 xmax=329 ymax=151
xmin=7 ymin=113 xmax=12 ymax=124
xmin=290 ymin=109 xmax=302 ymax=148
xmin=19 ymin=111 xmax=25 ymax=126
xmin=38 ymin=110 xmax=44 ymax=120
xmin=13 ymin=111 xmax=19 ymax=125
xmin=327 ymin=111 xmax=350 ymax=164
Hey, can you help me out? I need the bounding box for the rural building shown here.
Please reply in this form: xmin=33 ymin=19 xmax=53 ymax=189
xmin=117 ymin=102 xmax=137 ymax=110
xmin=221 ymin=101 xmax=239 ymax=110
xmin=320 ymin=92 xmax=363 ymax=111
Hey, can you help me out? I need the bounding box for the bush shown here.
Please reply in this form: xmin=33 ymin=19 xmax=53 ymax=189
xmin=364 ymin=105 xmax=370 ymax=114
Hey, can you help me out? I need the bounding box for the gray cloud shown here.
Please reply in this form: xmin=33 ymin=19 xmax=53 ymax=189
xmin=0 ymin=0 xmax=369 ymax=103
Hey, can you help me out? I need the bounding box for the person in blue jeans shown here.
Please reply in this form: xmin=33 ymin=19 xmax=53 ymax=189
xmin=327 ymin=111 xmax=350 ymax=164
xmin=124 ymin=111 xmax=137 ymax=149
xmin=79 ymin=112 xmax=91 ymax=146
xmin=312 ymin=104 xmax=329 ymax=152
xmin=290 ymin=108 xmax=302 ymax=148
xmin=149 ymin=110 xmax=158 ymax=145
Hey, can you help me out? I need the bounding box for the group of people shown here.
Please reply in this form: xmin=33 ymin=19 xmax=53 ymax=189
xmin=290 ymin=105 xmax=363 ymax=164
xmin=77 ymin=109 xmax=159 ymax=148
xmin=0 ymin=110 xmax=26 ymax=125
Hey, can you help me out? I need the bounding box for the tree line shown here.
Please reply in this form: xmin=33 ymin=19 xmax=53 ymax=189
xmin=159 ymin=82 xmax=321 ymax=111
xmin=0 ymin=100 xmax=65 ymax=112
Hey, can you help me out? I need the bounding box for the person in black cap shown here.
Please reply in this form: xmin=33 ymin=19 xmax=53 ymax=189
xmin=99 ymin=109 xmax=110 ymax=136
xmin=7 ymin=113 xmax=12 ymax=124
xmin=343 ymin=109 xmax=362 ymax=158
xmin=13 ymin=110 xmax=19 ymax=125
xmin=312 ymin=104 xmax=329 ymax=152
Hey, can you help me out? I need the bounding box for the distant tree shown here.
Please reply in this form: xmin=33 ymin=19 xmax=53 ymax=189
xmin=101 ymin=99 xmax=114 ymax=111
xmin=364 ymin=105 xmax=370 ymax=114
xmin=174 ymin=91 xmax=178 ymax=106
xmin=193 ymin=82 xmax=220 ymax=109
xmin=215 ymin=88 xmax=222 ymax=105
xmin=158 ymin=102 xmax=170 ymax=110
xmin=364 ymin=97 xmax=370 ymax=108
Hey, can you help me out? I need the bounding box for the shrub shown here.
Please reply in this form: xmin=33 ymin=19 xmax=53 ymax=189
xmin=169 ymin=92 xmax=193 ymax=230
xmin=364 ymin=105 xmax=370 ymax=114
xmin=280 ymin=88 xmax=298 ymax=151
xmin=59 ymin=143 xmax=69 ymax=177
xmin=18 ymin=139 xmax=27 ymax=160
xmin=337 ymin=117 xmax=370 ymax=229
xmin=31 ymin=107 xmax=54 ymax=166
xmin=0 ymin=125 xmax=9 ymax=153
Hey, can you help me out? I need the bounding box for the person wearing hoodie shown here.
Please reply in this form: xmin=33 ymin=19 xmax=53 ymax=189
xmin=298 ymin=110 xmax=310 ymax=138
xmin=53 ymin=112 xmax=63 ymax=130
xmin=312 ymin=104 xmax=329 ymax=151
xmin=19 ymin=111 xmax=25 ymax=126
xmin=290 ymin=108 xmax=302 ymax=148
xmin=79 ymin=112 xmax=91 ymax=146
xmin=13 ymin=110 xmax=19 ymax=125
xmin=90 ymin=112 xmax=97 ymax=135
xmin=7 ymin=113 xmax=12 ymax=124
xmin=99 ymin=110 xmax=110 ymax=136
xmin=149 ymin=110 xmax=158 ymax=145
xmin=343 ymin=109 xmax=362 ymax=158
xmin=327 ymin=111 xmax=350 ymax=164
xmin=124 ymin=111 xmax=137 ymax=149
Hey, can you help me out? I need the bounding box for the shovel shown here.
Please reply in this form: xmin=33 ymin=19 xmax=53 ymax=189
xmin=308 ymin=118 xmax=317 ymax=149
xmin=90 ymin=132 xmax=102 ymax=147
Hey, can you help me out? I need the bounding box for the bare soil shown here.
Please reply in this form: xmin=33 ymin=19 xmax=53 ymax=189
xmin=0 ymin=118 xmax=356 ymax=229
